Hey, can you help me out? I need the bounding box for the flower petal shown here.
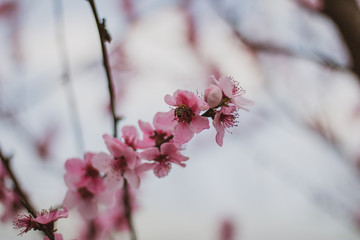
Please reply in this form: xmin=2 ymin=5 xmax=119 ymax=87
xmin=173 ymin=122 xmax=194 ymax=144
xmin=124 ymin=170 xmax=140 ymax=189
xmin=139 ymin=147 xmax=159 ymax=161
xmin=189 ymin=116 xmax=210 ymax=134
xmin=153 ymin=111 xmax=176 ymax=131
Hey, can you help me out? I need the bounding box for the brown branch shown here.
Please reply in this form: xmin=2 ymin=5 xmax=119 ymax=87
xmin=322 ymin=0 xmax=360 ymax=80
xmin=86 ymin=1 xmax=136 ymax=239
xmin=0 ymin=149 xmax=55 ymax=240
xmin=0 ymin=149 xmax=36 ymax=217
xmin=87 ymin=0 xmax=119 ymax=138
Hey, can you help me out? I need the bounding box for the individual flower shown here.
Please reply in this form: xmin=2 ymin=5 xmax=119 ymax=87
xmin=154 ymin=90 xmax=210 ymax=144
xmin=211 ymin=75 xmax=254 ymax=111
xmin=62 ymin=185 xmax=113 ymax=220
xmin=137 ymin=120 xmax=173 ymax=149
xmin=35 ymin=208 xmax=68 ymax=225
xmin=92 ymin=134 xmax=141 ymax=190
xmin=140 ymin=142 xmax=189 ymax=178
xmin=13 ymin=208 xmax=68 ymax=238
xmin=64 ymin=152 xmax=105 ymax=193
xmin=213 ymin=106 xmax=238 ymax=146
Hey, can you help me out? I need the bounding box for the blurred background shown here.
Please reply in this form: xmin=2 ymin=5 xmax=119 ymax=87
xmin=1 ymin=0 xmax=360 ymax=239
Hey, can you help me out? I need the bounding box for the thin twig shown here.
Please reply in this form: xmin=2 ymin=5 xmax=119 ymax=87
xmin=53 ymin=0 xmax=85 ymax=154
xmin=87 ymin=0 xmax=119 ymax=138
xmin=86 ymin=1 xmax=136 ymax=239
xmin=0 ymin=150 xmax=36 ymax=217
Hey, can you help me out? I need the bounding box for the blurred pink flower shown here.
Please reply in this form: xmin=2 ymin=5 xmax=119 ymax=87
xmin=63 ymin=186 xmax=113 ymax=220
xmin=64 ymin=152 xmax=105 ymax=194
xmin=138 ymin=120 xmax=173 ymax=149
xmin=92 ymin=134 xmax=141 ymax=189
xmin=154 ymin=90 xmax=209 ymax=144
xmin=140 ymin=142 xmax=189 ymax=178
xmin=13 ymin=208 xmax=68 ymax=237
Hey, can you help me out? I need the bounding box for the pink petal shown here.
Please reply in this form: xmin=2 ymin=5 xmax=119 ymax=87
xmin=189 ymin=116 xmax=210 ymax=134
xmin=233 ymin=96 xmax=254 ymax=111
xmin=62 ymin=190 xmax=80 ymax=210
xmin=124 ymin=170 xmax=140 ymax=189
xmin=122 ymin=146 xmax=138 ymax=169
xmin=97 ymin=190 xmax=115 ymax=206
xmin=139 ymin=147 xmax=159 ymax=161
xmin=136 ymin=163 xmax=156 ymax=173
xmin=78 ymin=200 xmax=98 ymax=220
xmin=87 ymin=177 xmax=106 ymax=194
xmin=173 ymin=122 xmax=194 ymax=144
xmin=153 ymin=111 xmax=177 ymax=131
xmin=138 ymin=120 xmax=153 ymax=134
xmin=64 ymin=173 xmax=81 ymax=190
xmin=105 ymin=172 xmax=124 ymax=190
xmin=218 ymin=76 xmax=233 ymax=98
xmin=213 ymin=114 xmax=225 ymax=147
xmin=204 ymin=84 xmax=222 ymax=108
xmin=65 ymin=158 xmax=84 ymax=174
xmin=92 ymin=152 xmax=112 ymax=173
xmin=153 ymin=162 xmax=171 ymax=178
xmin=164 ymin=94 xmax=177 ymax=106
xmin=160 ymin=143 xmax=179 ymax=156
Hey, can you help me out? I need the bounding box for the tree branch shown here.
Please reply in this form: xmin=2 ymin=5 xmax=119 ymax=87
xmin=322 ymin=0 xmax=360 ymax=80
xmin=86 ymin=1 xmax=136 ymax=239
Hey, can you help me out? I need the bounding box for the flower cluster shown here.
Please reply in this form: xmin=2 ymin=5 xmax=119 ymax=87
xmin=62 ymin=75 xmax=252 ymax=225
xmin=13 ymin=207 xmax=68 ymax=240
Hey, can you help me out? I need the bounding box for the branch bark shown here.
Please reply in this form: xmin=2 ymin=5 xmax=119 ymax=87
xmin=322 ymin=0 xmax=360 ymax=79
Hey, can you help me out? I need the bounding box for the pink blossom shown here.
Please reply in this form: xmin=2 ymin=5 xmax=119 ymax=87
xmin=204 ymin=84 xmax=223 ymax=108
xmin=13 ymin=208 xmax=68 ymax=237
xmin=138 ymin=120 xmax=173 ymax=149
xmin=213 ymin=106 xmax=238 ymax=146
xmin=92 ymin=134 xmax=141 ymax=189
xmin=154 ymin=90 xmax=210 ymax=144
xmin=35 ymin=208 xmax=68 ymax=225
xmin=140 ymin=143 xmax=189 ymax=178
xmin=64 ymin=152 xmax=105 ymax=194
xmin=211 ymin=76 xmax=254 ymax=111
xmin=63 ymin=185 xmax=114 ymax=220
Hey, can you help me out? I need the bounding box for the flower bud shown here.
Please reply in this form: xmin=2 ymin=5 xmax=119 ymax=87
xmin=204 ymin=84 xmax=222 ymax=108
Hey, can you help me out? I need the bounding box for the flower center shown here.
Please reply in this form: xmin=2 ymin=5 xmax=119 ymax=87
xmin=85 ymin=165 xmax=99 ymax=178
xmin=220 ymin=112 xmax=238 ymax=129
xmin=174 ymin=104 xmax=194 ymax=124
xmin=78 ymin=187 xmax=94 ymax=200
xmin=113 ymin=156 xmax=127 ymax=173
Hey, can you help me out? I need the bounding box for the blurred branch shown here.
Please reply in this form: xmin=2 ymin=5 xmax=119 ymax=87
xmin=86 ymin=1 xmax=136 ymax=240
xmin=53 ymin=0 xmax=84 ymax=154
xmin=0 ymin=149 xmax=36 ymax=218
xmin=322 ymin=0 xmax=360 ymax=80
xmin=233 ymin=31 xmax=350 ymax=72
